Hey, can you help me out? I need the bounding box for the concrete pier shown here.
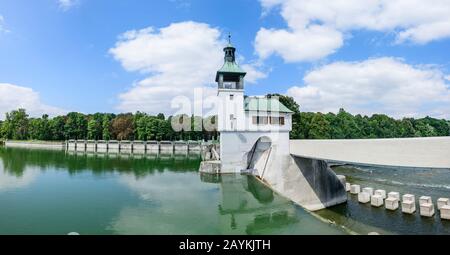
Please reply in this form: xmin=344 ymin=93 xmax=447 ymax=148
xmin=419 ymin=196 xmax=432 ymax=206
xmin=350 ymin=184 xmax=361 ymax=194
xmin=385 ymin=197 xmax=399 ymax=210
xmin=362 ymin=187 xmax=374 ymax=196
xmin=388 ymin=192 xmax=400 ymax=201
xmin=371 ymin=194 xmax=384 ymax=207
xmin=441 ymin=205 xmax=450 ymax=220
xmin=437 ymin=198 xmax=450 ymax=210
xmin=420 ymin=203 xmax=435 ymax=217
xmin=402 ymin=194 xmax=416 ymax=214
xmin=375 ymin=190 xmax=386 ymax=199
xmin=358 ymin=192 xmax=370 ymax=203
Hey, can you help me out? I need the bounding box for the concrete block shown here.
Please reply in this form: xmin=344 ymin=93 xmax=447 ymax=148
xmin=358 ymin=192 xmax=371 ymax=203
xmin=362 ymin=187 xmax=374 ymax=196
xmin=403 ymin=194 xmax=415 ymax=203
xmin=420 ymin=203 xmax=435 ymax=217
xmin=402 ymin=200 xmax=416 ymax=214
xmin=440 ymin=205 xmax=450 ymax=220
xmin=419 ymin=196 xmax=432 ymax=205
xmin=350 ymin=184 xmax=361 ymax=194
xmin=337 ymin=175 xmax=346 ymax=186
xmin=437 ymin=198 xmax=450 ymax=210
xmin=388 ymin=192 xmax=400 ymax=201
xmin=371 ymin=194 xmax=384 ymax=207
xmin=385 ymin=197 xmax=399 ymax=210
xmin=345 ymin=183 xmax=351 ymax=192
xmin=375 ymin=189 xmax=386 ymax=199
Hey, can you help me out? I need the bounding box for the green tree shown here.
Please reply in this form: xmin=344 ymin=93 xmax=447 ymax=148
xmin=64 ymin=112 xmax=87 ymax=139
xmin=414 ymin=121 xmax=437 ymax=137
xmin=331 ymin=109 xmax=360 ymax=139
xmin=102 ymin=114 xmax=112 ymax=140
xmin=297 ymin=112 xmax=315 ymax=139
xmin=398 ymin=118 xmax=416 ymax=137
xmin=3 ymin=109 xmax=29 ymax=140
xmin=87 ymin=118 xmax=100 ymax=140
xmin=49 ymin=116 xmax=66 ymax=140
xmin=308 ymin=113 xmax=331 ymax=139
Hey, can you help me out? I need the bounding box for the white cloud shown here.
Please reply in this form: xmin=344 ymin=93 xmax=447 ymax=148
xmin=110 ymin=21 xmax=264 ymax=115
xmin=287 ymin=58 xmax=450 ymax=118
xmin=0 ymin=168 xmax=39 ymax=192
xmin=58 ymin=0 xmax=78 ymax=11
xmin=0 ymin=83 xmax=66 ymax=120
xmin=257 ymin=0 xmax=450 ymax=62
xmin=241 ymin=63 xmax=268 ymax=84
xmin=0 ymin=15 xmax=10 ymax=33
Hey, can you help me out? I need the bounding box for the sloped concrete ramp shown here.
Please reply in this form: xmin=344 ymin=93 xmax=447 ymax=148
xmin=290 ymin=137 xmax=450 ymax=169
xmin=251 ymin=144 xmax=347 ymax=211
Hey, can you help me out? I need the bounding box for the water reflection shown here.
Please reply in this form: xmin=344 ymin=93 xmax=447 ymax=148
xmin=0 ymin=147 xmax=200 ymax=177
xmin=0 ymin=167 xmax=39 ymax=191
xmin=216 ymin=174 xmax=299 ymax=234
xmin=0 ymin=147 xmax=344 ymax=235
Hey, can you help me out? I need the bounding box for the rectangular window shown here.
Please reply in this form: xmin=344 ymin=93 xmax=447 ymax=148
xmin=230 ymin=94 xmax=234 ymax=100
xmin=260 ymin=116 xmax=268 ymax=124
xmin=270 ymin=116 xmax=285 ymax=125
xmin=253 ymin=116 xmax=269 ymax=125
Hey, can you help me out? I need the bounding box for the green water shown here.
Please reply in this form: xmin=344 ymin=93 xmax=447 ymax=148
xmin=0 ymin=147 xmax=345 ymax=235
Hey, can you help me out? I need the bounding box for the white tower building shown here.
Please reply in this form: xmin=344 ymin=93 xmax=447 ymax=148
xmin=216 ymin=37 xmax=293 ymax=173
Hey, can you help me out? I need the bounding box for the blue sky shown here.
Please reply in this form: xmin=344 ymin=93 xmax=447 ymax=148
xmin=1 ymin=0 xmax=450 ymax=119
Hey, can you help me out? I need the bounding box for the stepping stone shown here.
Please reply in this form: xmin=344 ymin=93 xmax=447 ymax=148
xmin=385 ymin=197 xmax=399 ymax=210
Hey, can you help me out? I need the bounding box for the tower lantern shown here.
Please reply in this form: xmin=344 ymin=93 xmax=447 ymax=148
xmin=215 ymin=34 xmax=247 ymax=90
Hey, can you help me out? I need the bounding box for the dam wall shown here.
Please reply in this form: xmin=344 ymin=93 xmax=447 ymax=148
xmin=247 ymin=141 xmax=347 ymax=211
xmin=290 ymin=137 xmax=450 ymax=169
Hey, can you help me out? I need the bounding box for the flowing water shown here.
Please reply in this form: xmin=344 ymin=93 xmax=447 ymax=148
xmin=0 ymin=147 xmax=345 ymax=235
xmin=318 ymin=164 xmax=450 ymax=235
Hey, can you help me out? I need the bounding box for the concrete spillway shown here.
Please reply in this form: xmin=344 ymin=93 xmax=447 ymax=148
xmin=290 ymin=137 xmax=450 ymax=169
xmin=247 ymin=140 xmax=347 ymax=211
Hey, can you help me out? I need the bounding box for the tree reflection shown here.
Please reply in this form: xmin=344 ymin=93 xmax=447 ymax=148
xmin=0 ymin=147 xmax=200 ymax=177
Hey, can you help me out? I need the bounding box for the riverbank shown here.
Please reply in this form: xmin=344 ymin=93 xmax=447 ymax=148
xmin=3 ymin=140 xmax=65 ymax=150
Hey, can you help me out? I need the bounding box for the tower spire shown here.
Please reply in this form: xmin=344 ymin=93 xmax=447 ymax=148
xmin=228 ymin=32 xmax=231 ymax=44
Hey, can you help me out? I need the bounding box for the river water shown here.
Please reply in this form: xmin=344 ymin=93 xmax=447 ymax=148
xmin=1 ymin=147 xmax=449 ymax=235
xmin=0 ymin=147 xmax=345 ymax=235
xmin=321 ymin=164 xmax=450 ymax=235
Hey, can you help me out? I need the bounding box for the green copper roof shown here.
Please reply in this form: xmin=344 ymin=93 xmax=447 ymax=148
xmin=217 ymin=61 xmax=246 ymax=74
xmin=244 ymin=97 xmax=294 ymax=113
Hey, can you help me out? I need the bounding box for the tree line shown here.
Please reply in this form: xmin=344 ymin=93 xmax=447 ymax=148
xmin=0 ymin=109 xmax=218 ymax=141
xmin=0 ymin=94 xmax=449 ymax=141
xmin=270 ymin=94 xmax=450 ymax=139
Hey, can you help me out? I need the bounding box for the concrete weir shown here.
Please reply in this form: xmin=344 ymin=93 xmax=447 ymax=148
xmin=65 ymin=140 xmax=207 ymax=154
xmin=260 ymin=154 xmax=347 ymax=211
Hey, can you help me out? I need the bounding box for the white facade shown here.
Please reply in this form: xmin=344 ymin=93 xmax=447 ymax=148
xmin=217 ymin=91 xmax=293 ymax=173
xmin=217 ymin=89 xmax=245 ymax=131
